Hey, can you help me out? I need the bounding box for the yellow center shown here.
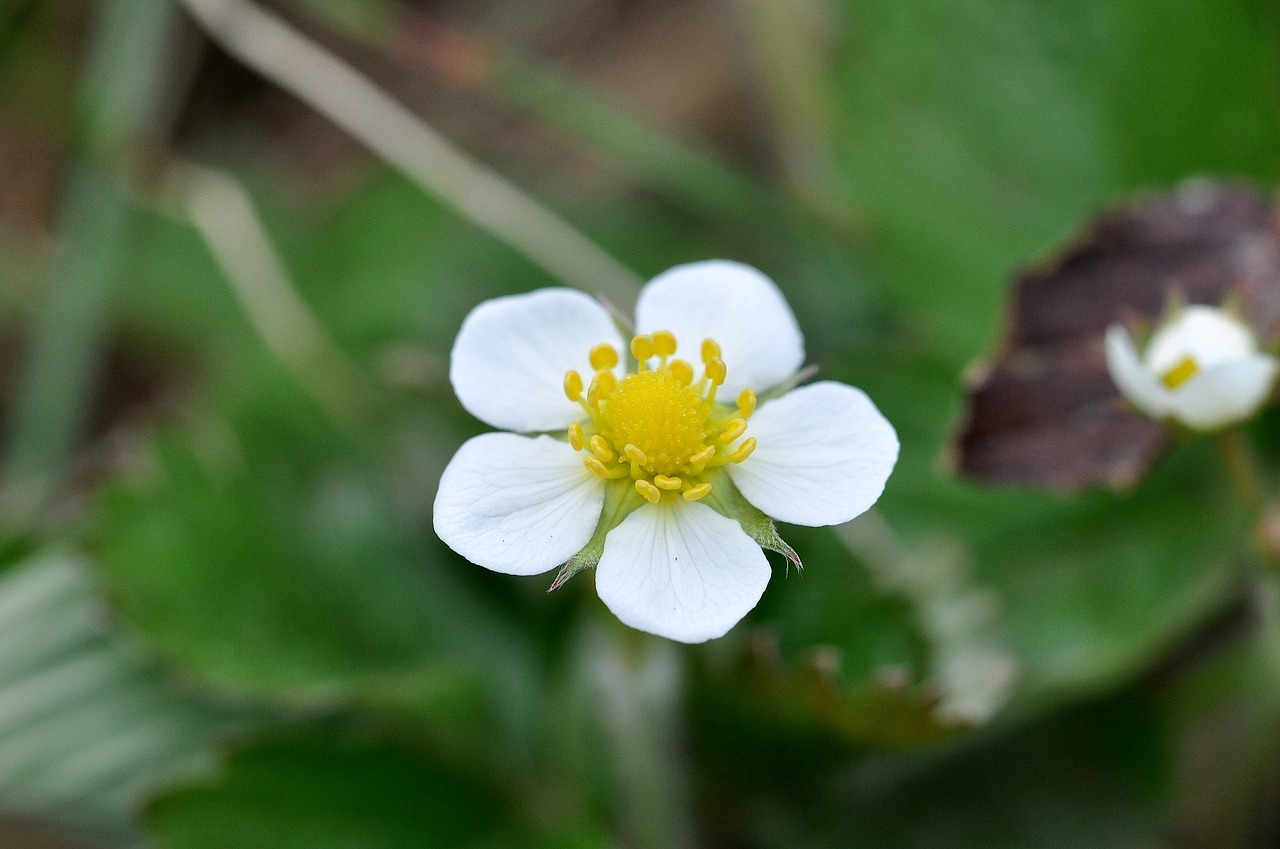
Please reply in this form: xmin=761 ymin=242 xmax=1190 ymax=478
xmin=563 ymin=331 xmax=758 ymax=504
xmin=603 ymin=371 xmax=709 ymax=476
xmin=1161 ymin=355 xmax=1199 ymax=389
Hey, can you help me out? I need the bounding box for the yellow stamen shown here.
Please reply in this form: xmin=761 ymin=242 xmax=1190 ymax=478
xmin=720 ymin=418 xmax=747 ymax=443
xmin=590 ymin=435 xmax=614 ymax=462
xmin=564 ymin=330 xmax=760 ymax=505
xmin=701 ymin=339 xmax=721 ymax=365
xmin=652 ymin=330 xmax=677 ymax=358
xmin=689 ymin=445 xmax=716 ymax=465
xmin=705 ymin=357 xmax=727 ymax=386
xmin=669 ymin=359 xmax=694 ymax=385
xmin=654 ymin=474 xmax=682 ymax=490
xmin=588 ymin=370 xmax=617 ymax=405
xmin=683 ymin=482 xmax=713 ymax=501
xmin=1161 ymin=355 xmax=1199 ymax=389
xmin=635 ymin=479 xmax=662 ymax=504
xmin=589 ymin=343 xmax=619 ymax=371
xmin=631 ymin=335 xmax=655 ymax=362
xmin=564 ymin=370 xmax=583 ymax=402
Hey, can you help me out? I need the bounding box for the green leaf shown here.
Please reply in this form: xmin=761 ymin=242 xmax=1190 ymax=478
xmin=977 ymin=459 xmax=1245 ymax=703
xmin=834 ymin=359 xmax=1243 ymax=714
xmin=829 ymin=0 xmax=1280 ymax=360
xmin=94 ymin=423 xmax=543 ymax=750
xmin=834 ymin=514 xmax=1015 ymax=728
xmin=695 ymin=521 xmax=937 ymax=748
xmin=0 ymin=548 xmax=232 ymax=842
xmin=727 ymin=513 xmax=1012 ymax=748
xmin=744 ymin=699 xmax=1168 ymax=849
xmin=147 ymin=733 xmax=602 ymax=849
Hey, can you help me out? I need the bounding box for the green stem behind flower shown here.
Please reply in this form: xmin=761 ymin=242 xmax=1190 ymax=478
xmin=584 ymin=615 xmax=695 ymax=849
xmin=1217 ymin=426 xmax=1266 ymax=515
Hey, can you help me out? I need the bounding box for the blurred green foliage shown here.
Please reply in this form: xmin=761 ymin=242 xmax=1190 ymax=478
xmin=1 ymin=0 xmax=1279 ymax=846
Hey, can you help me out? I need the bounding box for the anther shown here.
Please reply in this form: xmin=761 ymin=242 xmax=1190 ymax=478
xmin=654 ymin=474 xmax=682 ymax=490
xmin=624 ymin=443 xmax=648 ymax=465
xmin=589 ymin=343 xmax=619 ymax=371
xmin=652 ymin=330 xmax=677 ymax=358
xmin=669 ymin=359 xmax=694 ymax=385
xmin=584 ymin=456 xmax=611 ymax=478
xmin=564 ymin=370 xmax=583 ymax=402
xmin=701 ymin=339 xmax=721 ymax=365
xmin=689 ymin=445 xmax=716 ymax=465
xmin=737 ymin=388 xmax=757 ymax=417
xmin=1161 ymin=355 xmax=1199 ymax=389
xmin=590 ymin=435 xmax=614 ymax=462
xmin=635 ymin=479 xmax=662 ymax=504
xmin=705 ymin=357 xmax=727 ymax=386
xmin=720 ymin=418 xmax=747 ymax=443
xmin=731 ymin=438 xmax=757 ymax=463
xmin=567 ymin=422 xmax=585 ymax=451
xmin=683 ymin=482 xmax=713 ymax=501
xmin=588 ymin=370 xmax=617 ymax=404
xmin=631 ymin=335 xmax=655 ymax=362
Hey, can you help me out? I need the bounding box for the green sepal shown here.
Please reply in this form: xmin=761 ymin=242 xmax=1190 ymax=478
xmin=549 ymin=479 xmax=642 ymax=591
xmin=700 ymin=471 xmax=801 ymax=571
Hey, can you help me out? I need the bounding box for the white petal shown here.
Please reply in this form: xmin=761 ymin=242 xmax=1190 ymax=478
xmin=1168 ymin=354 xmax=1279 ymax=430
xmin=433 ymin=433 xmax=604 ymax=576
xmin=727 ymin=381 xmax=898 ymax=527
xmin=1104 ymin=325 xmax=1172 ymax=418
xmin=450 ymin=288 xmax=624 ymax=432
xmin=1144 ymin=304 xmax=1256 ymax=373
xmin=634 ymin=260 xmax=804 ymax=396
xmin=595 ymin=501 xmax=770 ymax=644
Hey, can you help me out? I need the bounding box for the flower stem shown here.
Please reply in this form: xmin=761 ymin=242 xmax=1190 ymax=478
xmin=1217 ymin=426 xmax=1266 ymax=515
xmin=1215 ymin=571 xmax=1280 ymax=845
xmin=591 ymin=617 xmax=695 ymax=849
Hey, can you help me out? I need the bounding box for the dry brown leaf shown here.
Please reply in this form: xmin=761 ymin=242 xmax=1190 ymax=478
xmin=953 ymin=180 xmax=1280 ymax=491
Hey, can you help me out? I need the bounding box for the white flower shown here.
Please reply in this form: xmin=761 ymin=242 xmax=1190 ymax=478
xmin=433 ymin=260 xmax=899 ymax=643
xmin=1105 ymin=304 xmax=1278 ymax=431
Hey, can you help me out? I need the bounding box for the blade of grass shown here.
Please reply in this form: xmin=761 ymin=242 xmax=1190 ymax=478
xmin=278 ymin=4 xmax=875 ymax=334
xmin=169 ymin=160 xmax=379 ymax=439
xmin=729 ymin=0 xmax=853 ymax=230
xmin=180 ymin=0 xmax=642 ymax=307
xmin=387 ymin=17 xmax=779 ymax=231
xmin=1 ymin=0 xmax=177 ymax=525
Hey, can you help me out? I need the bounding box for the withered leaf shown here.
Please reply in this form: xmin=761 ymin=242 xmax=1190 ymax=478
xmin=953 ymin=180 xmax=1280 ymax=491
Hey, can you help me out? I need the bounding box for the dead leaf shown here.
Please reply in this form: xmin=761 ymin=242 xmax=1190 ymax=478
xmin=953 ymin=180 xmax=1280 ymax=491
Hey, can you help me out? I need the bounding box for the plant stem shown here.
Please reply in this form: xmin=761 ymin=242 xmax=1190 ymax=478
xmin=171 ymin=161 xmax=379 ymax=439
xmin=590 ymin=617 xmax=695 ymax=849
xmin=1217 ymin=426 xmax=1266 ymax=515
xmin=179 ymin=0 xmax=642 ymax=308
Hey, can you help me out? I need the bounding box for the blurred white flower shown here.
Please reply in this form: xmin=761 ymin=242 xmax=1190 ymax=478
xmin=433 ymin=260 xmax=899 ymax=643
xmin=1105 ymin=304 xmax=1278 ymax=431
